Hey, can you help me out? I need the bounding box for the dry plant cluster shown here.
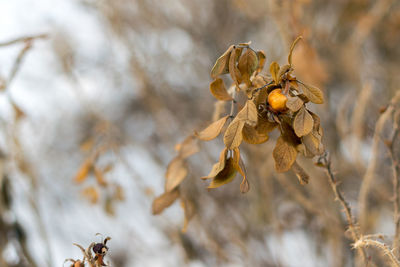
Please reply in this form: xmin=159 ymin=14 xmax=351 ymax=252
xmin=152 ymin=36 xmax=400 ymax=266
xmin=153 ymin=37 xmax=325 ymax=215
xmin=0 ymin=0 xmax=400 ymax=266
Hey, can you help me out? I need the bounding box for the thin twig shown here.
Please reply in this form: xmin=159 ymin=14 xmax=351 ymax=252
xmin=6 ymin=41 xmax=33 ymax=87
xmin=318 ymin=152 xmax=368 ymax=264
xmin=229 ymin=89 xmax=236 ymax=119
xmin=0 ymin=34 xmax=48 ymax=47
xmin=0 ymin=34 xmax=48 ymax=91
xmin=358 ymin=91 xmax=400 ymax=231
xmin=388 ymin=112 xmax=400 ymax=254
xmin=354 ymin=238 xmax=400 ymax=267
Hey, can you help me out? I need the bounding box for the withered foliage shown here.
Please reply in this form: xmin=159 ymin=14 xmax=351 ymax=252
xmin=153 ymin=37 xmax=325 ymax=227
xmin=2 ymin=0 xmax=400 ymax=266
xmin=65 ymin=236 xmax=111 ymax=267
xmin=73 ymin=121 xmax=124 ymax=215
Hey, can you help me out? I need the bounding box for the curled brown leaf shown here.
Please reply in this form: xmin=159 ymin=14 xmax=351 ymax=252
xmin=237 ymin=100 xmax=258 ymax=126
xmin=211 ymin=45 xmax=234 ymax=78
xmin=269 ymin=61 xmax=280 ymax=84
xmin=223 ymin=118 xmax=245 ymax=149
xmin=209 ymin=78 xmax=233 ymax=101
xmin=165 ymin=157 xmax=188 ymax=192
xmin=208 ymin=158 xmax=237 ymax=189
xmin=273 ymin=136 xmax=298 ymax=172
xmin=195 ymin=115 xmax=229 ymax=141
xmin=293 ymin=107 xmax=314 ymax=137
xmin=152 ymin=188 xmax=180 ymax=215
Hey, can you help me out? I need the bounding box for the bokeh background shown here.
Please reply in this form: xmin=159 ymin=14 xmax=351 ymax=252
xmin=0 ymin=0 xmax=400 ymax=266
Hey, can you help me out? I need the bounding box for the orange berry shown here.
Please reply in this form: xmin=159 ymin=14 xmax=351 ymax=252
xmin=268 ymin=89 xmax=287 ymax=112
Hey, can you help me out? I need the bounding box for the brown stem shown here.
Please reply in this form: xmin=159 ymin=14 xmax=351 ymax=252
xmin=389 ymin=123 xmax=400 ymax=254
xmin=229 ymin=89 xmax=236 ymax=119
xmin=318 ymin=152 xmax=368 ymax=264
xmin=354 ymin=238 xmax=400 ymax=267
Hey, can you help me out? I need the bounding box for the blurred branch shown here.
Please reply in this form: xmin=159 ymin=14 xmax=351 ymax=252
xmin=0 ymin=34 xmax=48 ymax=91
xmin=358 ymin=92 xmax=400 ymax=232
xmin=6 ymin=41 xmax=33 ymax=88
xmin=351 ymin=0 xmax=395 ymax=45
xmin=388 ymin=107 xmax=400 ymax=254
xmin=0 ymin=34 xmax=48 ymax=47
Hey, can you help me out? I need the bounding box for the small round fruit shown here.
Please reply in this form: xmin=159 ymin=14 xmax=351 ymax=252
xmin=268 ymin=89 xmax=288 ymax=112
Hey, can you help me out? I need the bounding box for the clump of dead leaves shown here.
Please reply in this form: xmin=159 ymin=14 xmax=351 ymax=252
xmin=73 ymin=121 xmax=124 ymax=215
xmin=152 ymin=37 xmax=325 ymax=230
xmin=65 ymin=236 xmax=111 ymax=267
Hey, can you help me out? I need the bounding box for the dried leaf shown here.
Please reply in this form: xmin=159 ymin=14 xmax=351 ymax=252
xmin=277 ymin=64 xmax=291 ymax=83
xmin=223 ymin=118 xmax=245 ymax=149
xmin=201 ymin=148 xmax=228 ymax=179
xmin=286 ymin=95 xmax=303 ymax=112
xmin=74 ymin=159 xmax=92 ymax=183
xmin=114 ymin=185 xmax=125 ymax=201
xmin=165 ymin=157 xmax=188 ymax=192
xmin=255 ymin=86 xmax=269 ymax=106
xmin=102 ymin=163 xmax=114 ymax=173
xmin=302 ymin=132 xmax=323 ymax=156
xmin=256 ymin=50 xmax=266 ymax=72
xmin=291 ymin=161 xmax=309 ymax=185
xmin=209 ymin=78 xmax=233 ymax=101
xmin=273 ymin=136 xmax=298 ymax=172
xmin=195 ymin=115 xmax=229 ymax=141
xmin=255 ymin=116 xmax=278 ymax=134
xmin=269 ymin=61 xmax=280 ymax=84
xmin=152 ymin=188 xmax=180 ymax=215
xmin=211 ymin=45 xmax=234 ymax=78
xmin=309 ymin=111 xmax=323 ymax=136
xmin=105 ymin=196 xmax=115 ymax=216
xmin=181 ymin=197 xmax=195 ymax=233
xmin=80 ymin=138 xmax=95 ymax=152
xmin=237 ymin=100 xmax=258 ymax=126
xmin=233 ymin=148 xmax=250 ymax=193
xmin=176 ymin=136 xmax=199 ymax=158
xmin=300 ymin=83 xmax=324 ymax=104
xmin=11 ymin=101 xmax=25 ymax=120
xmin=238 ymin=41 xmax=251 ymax=46
xmin=94 ymin=167 xmax=107 ymax=187
xmin=81 ymin=186 xmax=99 ymax=204
xmin=242 ymin=124 xmax=269 ymax=144
xmin=208 ymin=158 xmax=237 ymax=189
xmin=281 ymin=118 xmax=302 ymax=145
xmin=293 ymin=107 xmax=314 ymax=137
xmin=288 ymin=36 xmax=303 ymax=66
xmin=238 ymin=49 xmax=258 ymax=86
xmin=290 ymin=80 xmax=299 ymax=91
xmin=229 ymin=47 xmax=243 ymax=87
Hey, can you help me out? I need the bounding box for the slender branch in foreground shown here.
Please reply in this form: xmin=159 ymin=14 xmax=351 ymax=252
xmin=318 ymin=152 xmax=368 ymax=264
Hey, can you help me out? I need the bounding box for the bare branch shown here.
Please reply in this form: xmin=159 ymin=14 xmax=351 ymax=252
xmin=318 ymin=152 xmax=368 ymax=264
xmin=353 ymin=238 xmax=400 ymax=267
xmin=0 ymin=34 xmax=48 ymax=47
